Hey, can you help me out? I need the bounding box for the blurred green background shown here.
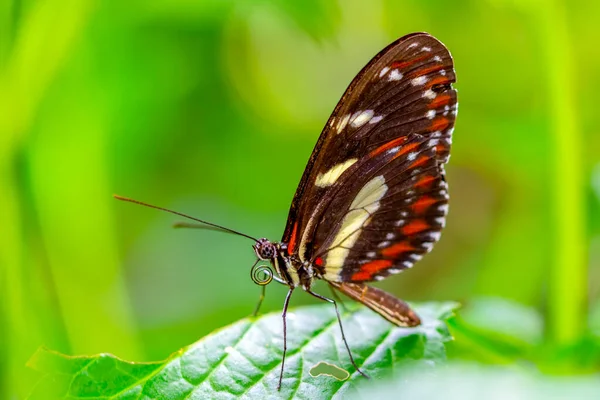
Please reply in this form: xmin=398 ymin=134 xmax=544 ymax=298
xmin=1 ymin=0 xmax=599 ymax=397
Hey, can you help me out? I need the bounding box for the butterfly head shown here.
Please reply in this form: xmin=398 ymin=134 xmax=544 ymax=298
xmin=253 ymin=238 xmax=277 ymax=260
xmin=251 ymin=238 xmax=280 ymax=286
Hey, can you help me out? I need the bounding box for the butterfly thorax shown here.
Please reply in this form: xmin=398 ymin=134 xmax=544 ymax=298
xmin=253 ymin=238 xmax=314 ymax=289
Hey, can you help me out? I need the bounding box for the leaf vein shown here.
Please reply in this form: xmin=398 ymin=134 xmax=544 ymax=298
xmin=237 ymin=310 xmax=341 ymax=396
xmin=182 ymin=321 xmax=255 ymax=399
xmin=330 ymin=324 xmax=396 ymax=396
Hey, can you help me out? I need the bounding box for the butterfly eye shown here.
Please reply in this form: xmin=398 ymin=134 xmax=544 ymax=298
xmin=254 ymin=238 xmax=276 ymax=260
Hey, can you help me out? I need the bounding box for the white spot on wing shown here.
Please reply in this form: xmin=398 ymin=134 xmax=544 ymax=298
xmin=369 ymin=115 xmax=384 ymax=124
xmin=423 ymin=89 xmax=436 ymax=100
xmin=315 ymin=159 xmax=358 ymax=187
xmin=336 ymin=114 xmax=350 ymax=133
xmin=421 ymin=46 xmax=431 ymax=52
xmin=433 ymin=55 xmax=442 ymax=62
xmin=386 ymin=233 xmax=395 ymax=240
xmin=426 ymin=110 xmax=436 ymax=119
xmin=378 ymin=241 xmax=390 ymax=248
xmin=429 ymin=232 xmax=441 ymax=241
xmin=389 ymin=69 xmax=403 ymax=81
xmin=411 ymin=76 xmax=428 ymax=86
xmin=379 ymin=66 xmax=390 ymax=78
xmin=409 ymin=254 xmax=423 ymax=261
xmin=407 ymin=152 xmax=418 ymax=161
xmin=408 ymin=43 xmax=418 ymax=49
xmin=350 ymin=110 xmax=374 ymax=128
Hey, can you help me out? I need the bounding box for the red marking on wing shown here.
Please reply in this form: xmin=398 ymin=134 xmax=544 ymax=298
xmin=396 ymin=142 xmax=421 ymax=158
xmin=429 ymin=117 xmax=450 ymax=132
xmin=351 ymin=271 xmax=371 ymax=281
xmin=409 ymin=65 xmax=444 ymax=78
xmin=399 ymin=142 xmax=420 ymax=156
xmin=427 ymin=76 xmax=452 ymax=88
xmin=402 ymin=220 xmax=429 ymax=235
xmin=370 ymin=136 xmax=408 ymax=157
xmin=287 ymin=221 xmax=299 ymax=254
xmin=411 ymin=196 xmax=437 ymax=214
xmin=315 ymin=256 xmax=324 ymax=267
xmin=414 ymin=175 xmax=436 ymax=189
xmin=351 ymin=259 xmax=393 ymax=280
xmin=363 ymin=259 xmax=393 ymax=272
xmin=381 ymin=241 xmax=415 ymax=257
xmin=409 ymin=155 xmax=430 ymax=169
xmin=428 ymin=94 xmax=451 ymax=109
xmin=390 ymin=54 xmax=429 ymax=70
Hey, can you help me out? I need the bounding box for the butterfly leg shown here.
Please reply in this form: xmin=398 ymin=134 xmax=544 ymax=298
xmin=277 ymin=288 xmax=295 ymax=391
xmin=306 ymin=289 xmax=370 ymax=380
xmin=252 ymin=285 xmax=267 ymax=317
xmin=328 ymin=285 xmax=348 ymax=312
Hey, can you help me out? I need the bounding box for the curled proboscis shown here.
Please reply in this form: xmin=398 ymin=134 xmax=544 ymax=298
xmin=251 ymin=263 xmax=273 ymax=286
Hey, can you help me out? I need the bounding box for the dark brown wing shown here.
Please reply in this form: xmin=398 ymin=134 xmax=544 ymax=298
xmin=282 ymin=33 xmax=457 ymax=279
xmin=311 ymin=133 xmax=448 ymax=282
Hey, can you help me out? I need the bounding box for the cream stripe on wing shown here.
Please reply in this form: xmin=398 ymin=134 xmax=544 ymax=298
xmin=315 ymin=159 xmax=358 ymax=188
xmin=324 ymin=176 xmax=388 ymax=281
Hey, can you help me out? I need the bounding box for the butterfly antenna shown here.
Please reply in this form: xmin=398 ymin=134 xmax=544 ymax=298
xmin=172 ymin=222 xmax=234 ymax=233
xmin=113 ymin=195 xmax=259 ymax=242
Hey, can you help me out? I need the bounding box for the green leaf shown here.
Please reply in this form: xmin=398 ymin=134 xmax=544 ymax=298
xmin=27 ymin=302 xmax=458 ymax=399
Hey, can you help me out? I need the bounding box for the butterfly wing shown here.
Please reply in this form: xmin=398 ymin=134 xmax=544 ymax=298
xmin=282 ymin=32 xmax=457 ymax=283
xmin=329 ymin=281 xmax=420 ymax=326
xmin=312 ymin=133 xmax=448 ymax=282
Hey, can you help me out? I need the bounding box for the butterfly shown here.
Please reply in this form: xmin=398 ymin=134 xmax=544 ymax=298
xmin=116 ymin=31 xmax=457 ymax=390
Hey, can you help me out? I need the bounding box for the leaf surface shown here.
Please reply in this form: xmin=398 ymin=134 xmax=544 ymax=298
xmin=28 ymin=302 xmax=458 ymax=399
